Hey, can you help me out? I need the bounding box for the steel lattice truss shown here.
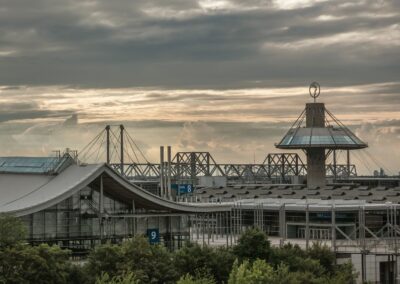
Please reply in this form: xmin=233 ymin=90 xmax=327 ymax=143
xmin=110 ymin=152 xmax=356 ymax=183
xmin=81 ymin=126 xmax=357 ymax=183
xmin=326 ymin=164 xmax=357 ymax=177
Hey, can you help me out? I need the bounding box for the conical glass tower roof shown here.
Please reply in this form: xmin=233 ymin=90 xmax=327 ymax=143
xmin=276 ymin=106 xmax=367 ymax=150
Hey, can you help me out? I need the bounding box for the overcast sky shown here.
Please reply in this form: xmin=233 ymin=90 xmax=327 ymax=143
xmin=0 ymin=0 xmax=399 ymax=174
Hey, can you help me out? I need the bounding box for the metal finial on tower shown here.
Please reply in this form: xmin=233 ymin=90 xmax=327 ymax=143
xmin=309 ymin=82 xmax=320 ymax=103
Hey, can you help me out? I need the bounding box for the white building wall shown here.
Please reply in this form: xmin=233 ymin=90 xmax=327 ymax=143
xmin=337 ymin=253 xmax=398 ymax=284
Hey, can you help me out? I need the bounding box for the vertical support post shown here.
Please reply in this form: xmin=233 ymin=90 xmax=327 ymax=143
xmin=226 ymin=211 xmax=229 ymax=247
xmin=361 ymin=253 xmax=366 ymax=284
xmin=230 ymin=210 xmax=233 ymax=245
xmin=254 ymin=205 xmax=258 ymax=229
xmin=207 ymin=214 xmax=210 ymax=244
xmin=359 ymin=206 xmax=366 ymax=284
xmin=167 ymin=146 xmax=172 ymax=200
xmin=331 ymin=205 xmax=336 ymax=252
xmin=306 ymin=203 xmax=310 ymax=250
xmin=177 ymin=153 xmax=181 ymax=187
xmin=394 ymin=205 xmax=398 ymax=281
xmin=261 ymin=204 xmax=264 ymax=231
xmin=279 ymin=204 xmax=286 ymax=245
xmin=305 ymin=103 xmax=326 ymax=188
xmin=233 ymin=205 xmax=237 ymax=242
xmin=347 ymin=150 xmax=351 ymax=178
xmin=131 ymin=200 xmax=135 ymax=236
xmin=196 ymin=215 xmax=199 ymax=240
xmin=106 ymin=125 xmax=110 ymax=164
xmin=202 ymin=214 xmax=205 ymax=247
xmin=160 ymin=146 xmax=164 ymax=198
xmin=190 ymin=152 xmax=196 ymax=186
xmin=211 ymin=213 xmax=215 ymax=243
xmin=267 ymin=154 xmax=272 ymax=178
xmin=281 ymin=153 xmax=285 ymax=182
xmin=99 ymin=175 xmax=104 ymax=241
xmin=333 ymin=150 xmax=337 ymax=182
xmin=100 ymin=175 xmax=104 ymax=215
xmin=215 ymin=213 xmax=219 ymax=240
xmin=240 ymin=203 xmax=243 ymax=236
xmin=119 ymin=125 xmax=124 ymax=176
xmin=206 ymin=153 xmax=210 ymax=176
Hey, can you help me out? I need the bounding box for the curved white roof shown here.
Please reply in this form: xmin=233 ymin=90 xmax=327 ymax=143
xmin=0 ymin=163 xmax=230 ymax=216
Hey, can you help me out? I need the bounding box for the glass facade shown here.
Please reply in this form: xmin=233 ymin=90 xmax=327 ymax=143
xmin=19 ymin=185 xmax=191 ymax=252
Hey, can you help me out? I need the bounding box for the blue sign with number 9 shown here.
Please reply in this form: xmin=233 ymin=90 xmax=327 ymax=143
xmin=147 ymin=228 xmax=160 ymax=244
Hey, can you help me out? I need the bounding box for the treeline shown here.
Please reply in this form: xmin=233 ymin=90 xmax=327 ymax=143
xmin=0 ymin=214 xmax=357 ymax=284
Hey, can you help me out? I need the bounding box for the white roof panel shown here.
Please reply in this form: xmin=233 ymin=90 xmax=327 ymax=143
xmin=0 ymin=164 xmax=103 ymax=215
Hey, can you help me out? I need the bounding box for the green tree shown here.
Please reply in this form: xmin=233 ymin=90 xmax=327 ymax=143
xmin=306 ymin=242 xmax=336 ymax=275
xmin=119 ymin=236 xmax=178 ymax=284
xmin=232 ymin=228 xmax=271 ymax=262
xmin=84 ymin=236 xmax=178 ymax=284
xmin=0 ymin=213 xmax=27 ymax=247
xmin=228 ymin=259 xmax=275 ymax=284
xmin=273 ymin=264 xmax=300 ymax=284
xmin=208 ymin=246 xmax=236 ymax=283
xmin=270 ymin=243 xmax=305 ymax=267
xmin=328 ymin=262 xmax=358 ymax=284
xmin=174 ymin=242 xmax=235 ymax=284
xmin=0 ymin=244 xmax=71 ymax=284
xmin=85 ymin=242 xmax=124 ymax=281
xmin=177 ymin=274 xmax=216 ymax=284
xmin=95 ymin=272 xmax=140 ymax=284
xmin=67 ymin=263 xmax=90 ymax=284
xmin=271 ymin=243 xmax=325 ymax=276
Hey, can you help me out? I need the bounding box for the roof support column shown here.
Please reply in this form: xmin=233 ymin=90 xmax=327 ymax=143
xmin=307 ymin=148 xmax=326 ymax=188
xmin=100 ymin=175 xmax=104 ymax=215
xmin=333 ymin=150 xmax=337 ymax=182
xmin=306 ymin=203 xmax=310 ymax=250
xmin=160 ymin=146 xmax=164 ymax=198
xmin=106 ymin=125 xmax=110 ymax=164
xmin=306 ymin=103 xmax=326 ymax=188
xmin=279 ymin=204 xmax=286 ymax=245
xmin=167 ymin=146 xmax=172 ymax=200
xmin=347 ymin=150 xmax=351 ymax=178
xmin=120 ymin=125 xmax=124 ymax=176
xmin=100 ymin=174 xmax=104 ymax=241
xmin=331 ymin=205 xmax=336 ymax=252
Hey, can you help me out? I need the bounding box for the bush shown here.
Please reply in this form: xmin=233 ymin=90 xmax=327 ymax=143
xmin=0 ymin=213 xmax=27 ymax=247
xmin=177 ymin=274 xmax=216 ymax=284
xmin=84 ymin=243 xmax=124 ymax=282
xmin=228 ymin=259 xmax=275 ymax=284
xmin=306 ymin=242 xmax=336 ymax=275
xmin=232 ymin=228 xmax=271 ymax=262
xmin=95 ymin=272 xmax=139 ymax=284
xmin=174 ymin=242 xmax=235 ymax=283
xmin=0 ymin=244 xmax=71 ymax=284
xmin=85 ymin=236 xmax=178 ymax=284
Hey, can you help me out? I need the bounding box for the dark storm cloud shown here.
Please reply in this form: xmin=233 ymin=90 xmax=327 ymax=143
xmin=0 ymin=0 xmax=398 ymax=88
xmin=0 ymin=0 xmax=399 ymax=172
